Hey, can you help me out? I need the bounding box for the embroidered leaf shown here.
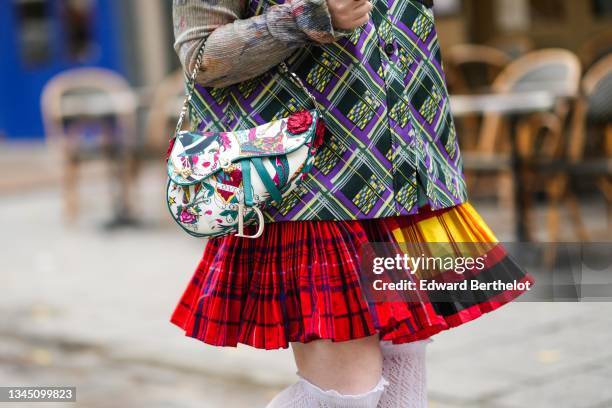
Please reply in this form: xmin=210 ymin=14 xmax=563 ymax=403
xmin=202 ymin=182 xmax=215 ymax=197
xmin=219 ymin=209 xmax=238 ymax=219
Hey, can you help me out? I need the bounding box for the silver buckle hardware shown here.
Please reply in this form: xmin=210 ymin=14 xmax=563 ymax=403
xmin=235 ymin=204 xmax=265 ymax=239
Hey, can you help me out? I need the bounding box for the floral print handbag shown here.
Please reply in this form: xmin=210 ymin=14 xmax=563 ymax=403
xmin=166 ymin=48 xmax=325 ymax=238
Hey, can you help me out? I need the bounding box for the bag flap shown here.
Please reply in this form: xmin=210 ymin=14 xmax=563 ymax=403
xmin=167 ymin=110 xmax=319 ymax=185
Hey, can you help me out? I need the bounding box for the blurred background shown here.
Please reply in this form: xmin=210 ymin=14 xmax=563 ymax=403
xmin=1 ymin=0 xmax=611 ymax=407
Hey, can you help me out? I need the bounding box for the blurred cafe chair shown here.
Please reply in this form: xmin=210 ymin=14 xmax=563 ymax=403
xmin=567 ymin=54 xmax=612 ymax=238
xmin=41 ymin=68 xmax=138 ymax=224
xmin=487 ymin=34 xmax=536 ymax=60
xmin=475 ymin=49 xmax=582 ymax=241
xmin=143 ymin=69 xmax=186 ymax=218
xmin=445 ymin=44 xmax=511 ymax=154
xmin=486 ymin=49 xmax=581 ymax=158
xmin=144 ymin=69 xmax=185 ymax=161
xmin=445 ymin=44 xmax=512 ymax=95
xmin=578 ymin=29 xmax=612 ymax=71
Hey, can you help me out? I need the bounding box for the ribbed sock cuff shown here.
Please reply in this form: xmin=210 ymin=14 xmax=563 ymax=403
xmin=297 ymin=375 xmax=388 ymax=407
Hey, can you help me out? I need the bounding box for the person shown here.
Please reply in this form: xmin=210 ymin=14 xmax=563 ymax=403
xmin=170 ymin=0 xmax=535 ymax=406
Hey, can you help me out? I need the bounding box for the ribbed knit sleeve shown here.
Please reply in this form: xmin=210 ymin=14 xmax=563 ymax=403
xmin=173 ymin=0 xmax=351 ymax=88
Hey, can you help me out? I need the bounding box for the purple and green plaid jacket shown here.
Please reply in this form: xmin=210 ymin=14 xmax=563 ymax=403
xmin=173 ymin=0 xmax=468 ymax=222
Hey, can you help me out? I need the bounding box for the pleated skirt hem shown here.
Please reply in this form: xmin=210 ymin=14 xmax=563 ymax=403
xmin=170 ymin=203 xmax=535 ymax=350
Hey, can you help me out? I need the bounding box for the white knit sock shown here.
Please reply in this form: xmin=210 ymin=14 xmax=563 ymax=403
xmin=266 ymin=376 xmax=388 ymax=408
xmin=377 ymin=339 xmax=432 ymax=408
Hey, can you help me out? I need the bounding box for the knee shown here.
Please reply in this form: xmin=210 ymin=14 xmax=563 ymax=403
xmin=292 ymin=336 xmax=383 ymax=395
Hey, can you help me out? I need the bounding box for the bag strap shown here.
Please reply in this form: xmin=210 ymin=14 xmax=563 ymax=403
xmin=174 ymin=46 xmax=205 ymax=136
xmin=277 ymin=60 xmax=321 ymax=113
xmin=251 ymin=157 xmax=283 ymax=204
xmin=173 ymin=46 xmax=321 ymax=137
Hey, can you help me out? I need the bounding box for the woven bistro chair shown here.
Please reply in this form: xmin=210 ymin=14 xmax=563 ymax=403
xmin=475 ymin=49 xmax=582 ymax=242
xmin=487 ymin=34 xmax=536 ymax=60
xmin=578 ymin=29 xmax=612 ymax=71
xmin=143 ymin=69 xmax=186 ymax=219
xmin=144 ymin=69 xmax=185 ymax=159
xmin=445 ymin=44 xmax=512 ymax=159
xmin=41 ymin=68 xmax=138 ymax=224
xmin=445 ymin=44 xmax=512 ymax=95
xmin=567 ymin=54 xmax=612 ymax=239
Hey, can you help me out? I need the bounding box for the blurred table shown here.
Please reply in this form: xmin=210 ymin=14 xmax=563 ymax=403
xmin=59 ymin=91 xmax=137 ymax=119
xmin=450 ymin=91 xmax=562 ymax=241
xmin=450 ymin=91 xmax=557 ymax=116
xmin=59 ymin=89 xmax=182 ymax=119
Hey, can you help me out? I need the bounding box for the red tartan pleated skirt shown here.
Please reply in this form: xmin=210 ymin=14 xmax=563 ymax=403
xmin=170 ymin=202 xmax=535 ymax=349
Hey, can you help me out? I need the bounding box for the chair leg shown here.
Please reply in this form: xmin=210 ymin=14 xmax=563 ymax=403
xmin=517 ymin=169 xmax=535 ymax=242
xmin=102 ymin=125 xmax=137 ymax=225
xmin=544 ymin=175 xmax=567 ymax=266
xmin=597 ymin=177 xmax=612 ymax=235
xmin=607 ymin=179 xmax=612 ymax=235
xmin=497 ymin=170 xmax=515 ymax=215
xmin=605 ymin=124 xmax=612 ymax=234
xmin=64 ymin=154 xmax=79 ymax=223
xmin=516 ymin=118 xmax=536 ymax=242
xmin=119 ymin=151 xmax=137 ymax=218
xmin=565 ymin=190 xmax=589 ymax=241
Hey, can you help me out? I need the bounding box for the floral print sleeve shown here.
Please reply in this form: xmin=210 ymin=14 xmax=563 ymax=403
xmin=173 ymin=0 xmax=350 ymax=88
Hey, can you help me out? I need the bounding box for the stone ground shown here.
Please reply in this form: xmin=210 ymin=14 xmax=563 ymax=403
xmin=1 ymin=148 xmax=612 ymax=408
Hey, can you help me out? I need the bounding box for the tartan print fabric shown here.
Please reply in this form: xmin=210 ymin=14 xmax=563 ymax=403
xmin=187 ymin=0 xmax=468 ymax=223
xmin=170 ymin=203 xmax=535 ymax=349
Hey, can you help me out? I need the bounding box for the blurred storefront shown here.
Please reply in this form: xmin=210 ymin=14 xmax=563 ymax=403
xmin=0 ymin=0 xmax=175 ymax=140
xmin=1 ymin=0 xmax=610 ymax=140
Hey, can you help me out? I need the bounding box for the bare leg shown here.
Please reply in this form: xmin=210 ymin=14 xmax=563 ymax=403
xmin=292 ymin=335 xmax=383 ymax=395
xmin=265 ymin=335 xmax=386 ymax=407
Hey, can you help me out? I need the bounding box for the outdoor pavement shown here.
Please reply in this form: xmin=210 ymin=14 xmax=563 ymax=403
xmin=1 ymin=154 xmax=612 ymax=408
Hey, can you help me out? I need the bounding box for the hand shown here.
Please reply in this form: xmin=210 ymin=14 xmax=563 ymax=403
xmin=326 ymin=0 xmax=373 ymax=30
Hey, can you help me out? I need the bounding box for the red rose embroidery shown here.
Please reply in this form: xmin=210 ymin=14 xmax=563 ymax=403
xmin=165 ymin=137 xmax=176 ymax=162
xmin=287 ymin=110 xmax=313 ymax=134
xmin=179 ymin=208 xmax=197 ymax=224
xmin=313 ymin=119 xmax=326 ymax=148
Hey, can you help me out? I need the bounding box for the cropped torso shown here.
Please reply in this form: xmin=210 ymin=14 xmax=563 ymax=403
xmin=189 ymin=0 xmax=467 ymax=222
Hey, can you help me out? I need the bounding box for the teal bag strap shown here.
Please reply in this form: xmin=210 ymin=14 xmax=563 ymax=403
xmin=251 ymin=157 xmax=283 ymax=204
xmin=241 ymin=160 xmax=255 ymax=207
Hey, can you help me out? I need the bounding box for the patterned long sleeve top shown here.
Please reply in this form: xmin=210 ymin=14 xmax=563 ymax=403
xmin=173 ymin=0 xmax=351 ymax=88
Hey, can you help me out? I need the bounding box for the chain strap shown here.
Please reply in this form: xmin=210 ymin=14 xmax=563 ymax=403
xmin=277 ymin=61 xmax=320 ymax=112
xmin=174 ymin=46 xmax=205 ymax=135
xmin=173 ymin=47 xmax=320 ymax=137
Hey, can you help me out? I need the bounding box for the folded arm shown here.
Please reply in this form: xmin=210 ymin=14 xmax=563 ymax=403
xmin=173 ymin=0 xmax=350 ymax=88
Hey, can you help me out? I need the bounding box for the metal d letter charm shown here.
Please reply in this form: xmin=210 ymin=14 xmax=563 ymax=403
xmin=235 ymin=204 xmax=265 ymax=239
